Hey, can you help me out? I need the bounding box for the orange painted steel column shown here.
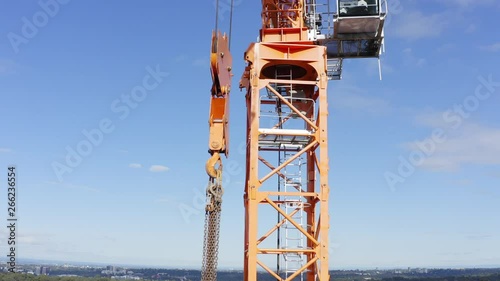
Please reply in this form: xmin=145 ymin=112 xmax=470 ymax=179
xmin=317 ymin=74 xmax=330 ymax=279
xmin=240 ymin=1 xmax=331 ymax=280
xmin=240 ymin=43 xmax=330 ymax=280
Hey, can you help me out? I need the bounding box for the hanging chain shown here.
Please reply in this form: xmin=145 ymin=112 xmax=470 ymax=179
xmin=201 ymin=161 xmax=224 ymax=281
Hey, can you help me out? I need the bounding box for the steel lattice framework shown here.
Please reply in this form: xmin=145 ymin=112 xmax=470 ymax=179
xmin=240 ymin=2 xmax=331 ymax=278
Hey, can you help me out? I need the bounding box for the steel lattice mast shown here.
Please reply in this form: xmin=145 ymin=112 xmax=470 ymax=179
xmin=240 ymin=1 xmax=331 ymax=279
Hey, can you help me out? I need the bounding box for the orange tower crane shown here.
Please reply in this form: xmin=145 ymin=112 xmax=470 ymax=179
xmin=203 ymin=0 xmax=387 ymax=280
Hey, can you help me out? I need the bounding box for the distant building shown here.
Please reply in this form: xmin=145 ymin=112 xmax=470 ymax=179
xmin=107 ymin=265 xmax=116 ymax=273
xmin=35 ymin=266 xmax=50 ymax=276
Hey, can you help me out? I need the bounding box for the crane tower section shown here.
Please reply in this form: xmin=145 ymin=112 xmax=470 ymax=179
xmin=239 ymin=0 xmax=386 ymax=280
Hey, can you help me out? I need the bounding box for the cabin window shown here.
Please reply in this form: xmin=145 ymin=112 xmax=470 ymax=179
xmin=338 ymin=0 xmax=379 ymax=16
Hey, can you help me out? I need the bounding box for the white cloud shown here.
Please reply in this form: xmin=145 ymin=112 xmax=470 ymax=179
xmin=149 ymin=165 xmax=170 ymax=172
xmin=0 ymin=148 xmax=12 ymax=153
xmin=129 ymin=163 xmax=142 ymax=169
xmin=480 ymin=43 xmax=500 ymax=52
xmin=406 ymin=122 xmax=500 ymax=172
xmin=436 ymin=43 xmax=456 ymax=53
xmin=441 ymin=0 xmax=496 ymax=7
xmin=392 ymin=11 xmax=448 ymax=40
xmin=414 ymin=111 xmax=451 ymax=128
xmin=465 ymin=233 xmax=494 ymax=240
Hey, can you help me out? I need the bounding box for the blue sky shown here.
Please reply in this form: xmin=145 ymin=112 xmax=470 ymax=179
xmin=0 ymin=0 xmax=499 ymax=270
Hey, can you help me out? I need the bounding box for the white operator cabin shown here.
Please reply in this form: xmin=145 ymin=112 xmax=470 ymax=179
xmin=308 ymin=0 xmax=387 ymax=80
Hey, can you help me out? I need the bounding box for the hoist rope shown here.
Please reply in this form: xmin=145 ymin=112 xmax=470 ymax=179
xmin=214 ymin=0 xmax=234 ymax=50
xmin=214 ymin=0 xmax=219 ymax=34
xmin=229 ymin=0 xmax=234 ymax=50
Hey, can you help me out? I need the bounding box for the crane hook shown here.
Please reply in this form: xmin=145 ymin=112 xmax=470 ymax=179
xmin=205 ymin=152 xmax=221 ymax=178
